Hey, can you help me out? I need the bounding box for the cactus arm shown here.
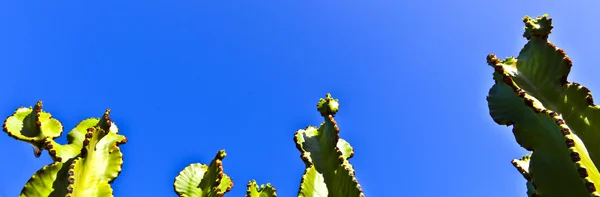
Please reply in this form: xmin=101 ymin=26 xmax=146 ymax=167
xmin=492 ymin=14 xmax=600 ymax=168
xmin=173 ymin=150 xmax=234 ymax=197
xmin=45 ymin=110 xmax=117 ymax=162
xmin=294 ymin=93 xmax=364 ymax=197
xmin=486 ymin=14 xmax=600 ymax=196
xmin=487 ymin=69 xmax=600 ymax=195
xmin=3 ymin=101 xmax=63 ymax=157
xmin=245 ymin=180 xmax=277 ymax=197
xmin=67 ymin=126 xmax=126 ymax=196
xmin=19 ymin=125 xmax=127 ymax=197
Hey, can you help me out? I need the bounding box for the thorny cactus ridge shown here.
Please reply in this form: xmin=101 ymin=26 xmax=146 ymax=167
xmin=3 ymin=101 xmax=127 ymax=197
xmin=173 ymin=93 xmax=365 ymax=197
xmin=485 ymin=14 xmax=600 ymax=196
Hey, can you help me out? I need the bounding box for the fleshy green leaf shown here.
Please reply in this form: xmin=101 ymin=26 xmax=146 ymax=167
xmin=173 ymin=150 xmax=233 ymax=197
xmin=3 ymin=101 xmax=63 ymax=157
xmin=294 ymin=93 xmax=364 ymax=197
xmin=246 ymin=180 xmax=276 ymax=197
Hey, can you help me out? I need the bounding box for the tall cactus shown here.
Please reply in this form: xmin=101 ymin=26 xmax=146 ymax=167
xmin=486 ymin=14 xmax=600 ymax=196
xmin=3 ymin=101 xmax=127 ymax=197
xmin=173 ymin=93 xmax=364 ymax=197
xmin=293 ymin=93 xmax=363 ymax=197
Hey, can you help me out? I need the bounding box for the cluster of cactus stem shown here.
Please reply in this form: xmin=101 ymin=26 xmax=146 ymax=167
xmin=4 ymin=94 xmax=364 ymax=197
xmin=486 ymin=14 xmax=600 ymax=196
xmin=173 ymin=93 xmax=364 ymax=197
xmin=2 ymin=101 xmax=127 ymax=196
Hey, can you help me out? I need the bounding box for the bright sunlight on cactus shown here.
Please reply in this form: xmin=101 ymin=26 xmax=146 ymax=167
xmin=486 ymin=14 xmax=600 ymax=196
xmin=173 ymin=93 xmax=364 ymax=197
xmin=3 ymin=101 xmax=127 ymax=197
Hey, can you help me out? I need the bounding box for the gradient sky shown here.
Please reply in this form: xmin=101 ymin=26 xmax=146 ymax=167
xmin=1 ymin=1 xmax=600 ymax=196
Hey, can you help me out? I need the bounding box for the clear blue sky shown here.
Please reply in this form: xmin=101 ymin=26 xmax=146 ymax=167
xmin=1 ymin=1 xmax=599 ymax=196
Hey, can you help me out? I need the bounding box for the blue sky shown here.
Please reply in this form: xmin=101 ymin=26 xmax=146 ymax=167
xmin=1 ymin=1 xmax=599 ymax=196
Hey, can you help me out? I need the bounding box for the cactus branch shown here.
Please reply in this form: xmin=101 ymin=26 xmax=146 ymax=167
xmin=2 ymin=102 xmax=128 ymax=197
xmin=245 ymin=180 xmax=276 ymax=197
xmin=173 ymin=150 xmax=234 ymax=197
xmin=3 ymin=101 xmax=63 ymax=157
xmin=486 ymin=14 xmax=600 ymax=196
xmin=294 ymin=93 xmax=364 ymax=197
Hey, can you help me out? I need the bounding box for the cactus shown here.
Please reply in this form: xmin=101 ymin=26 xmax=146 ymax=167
xmin=485 ymin=14 xmax=600 ymax=196
xmin=173 ymin=93 xmax=364 ymax=197
xmin=3 ymin=101 xmax=127 ymax=197
xmin=293 ymin=93 xmax=363 ymax=197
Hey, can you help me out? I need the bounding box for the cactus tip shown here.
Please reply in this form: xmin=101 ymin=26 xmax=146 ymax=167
xmin=34 ymin=100 xmax=43 ymax=112
xmin=522 ymin=14 xmax=553 ymax=40
xmin=486 ymin=54 xmax=499 ymax=66
xmin=317 ymin=93 xmax=339 ymax=116
xmin=217 ymin=149 xmax=227 ymax=159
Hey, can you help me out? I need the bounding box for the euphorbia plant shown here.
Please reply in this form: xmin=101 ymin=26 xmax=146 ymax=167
xmin=3 ymin=101 xmax=127 ymax=196
xmin=173 ymin=93 xmax=365 ymax=197
xmin=4 ymin=94 xmax=366 ymax=197
xmin=486 ymin=14 xmax=600 ymax=196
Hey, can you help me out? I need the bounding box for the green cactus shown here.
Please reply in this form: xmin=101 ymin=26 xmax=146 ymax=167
xmin=173 ymin=150 xmax=235 ymax=197
xmin=173 ymin=93 xmax=364 ymax=197
xmin=245 ymin=181 xmax=276 ymax=197
xmin=294 ymin=93 xmax=363 ymax=197
xmin=486 ymin=14 xmax=600 ymax=196
xmin=3 ymin=101 xmax=127 ymax=197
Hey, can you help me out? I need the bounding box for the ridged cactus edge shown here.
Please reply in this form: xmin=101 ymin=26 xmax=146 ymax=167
xmin=3 ymin=101 xmax=128 ymax=197
xmin=486 ymin=14 xmax=600 ymax=196
xmin=173 ymin=93 xmax=365 ymax=197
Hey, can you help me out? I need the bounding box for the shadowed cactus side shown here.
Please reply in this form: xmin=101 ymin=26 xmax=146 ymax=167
xmin=3 ymin=101 xmax=128 ymax=197
xmin=173 ymin=93 xmax=364 ymax=197
xmin=486 ymin=14 xmax=600 ymax=196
